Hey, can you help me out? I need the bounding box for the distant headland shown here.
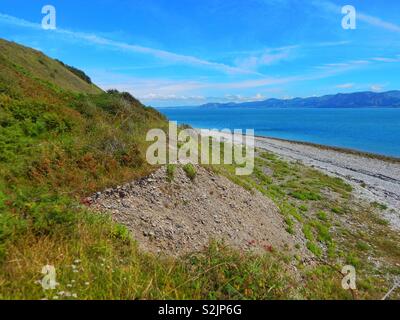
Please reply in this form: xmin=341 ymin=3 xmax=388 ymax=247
xmin=193 ymin=91 xmax=400 ymax=109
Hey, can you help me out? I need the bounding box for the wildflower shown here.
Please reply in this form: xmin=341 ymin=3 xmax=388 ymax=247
xmin=263 ymin=244 xmax=274 ymax=253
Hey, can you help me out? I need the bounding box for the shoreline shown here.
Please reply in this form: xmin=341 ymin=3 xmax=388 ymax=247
xmin=253 ymin=134 xmax=400 ymax=164
xmin=199 ymin=129 xmax=400 ymax=229
xmin=254 ymin=135 xmax=400 ymax=229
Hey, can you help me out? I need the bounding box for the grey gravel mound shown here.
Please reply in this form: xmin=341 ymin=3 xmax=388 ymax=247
xmin=90 ymin=166 xmax=303 ymax=255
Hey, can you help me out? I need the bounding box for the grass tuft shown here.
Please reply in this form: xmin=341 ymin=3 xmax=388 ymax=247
xmin=183 ymin=164 xmax=197 ymax=181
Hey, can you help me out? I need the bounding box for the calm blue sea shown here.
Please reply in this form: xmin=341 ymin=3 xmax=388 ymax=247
xmin=157 ymin=107 xmax=400 ymax=158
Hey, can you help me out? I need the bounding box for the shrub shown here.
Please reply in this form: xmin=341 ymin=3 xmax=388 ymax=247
xmin=331 ymin=206 xmax=344 ymax=215
xmin=303 ymin=225 xmax=314 ymax=241
xmin=290 ymin=190 xmax=321 ymax=201
xmin=110 ymin=224 xmax=131 ymax=243
xmin=166 ymin=164 xmax=176 ymax=182
xmin=56 ymin=59 xmax=92 ymax=84
xmin=315 ymin=223 xmax=331 ymax=244
xmin=183 ymin=164 xmax=197 ymax=181
xmin=299 ymin=205 xmax=308 ymax=212
xmin=307 ymin=241 xmax=322 ymax=257
xmin=317 ymin=210 xmax=328 ymax=222
xmin=372 ymin=202 xmax=388 ymax=211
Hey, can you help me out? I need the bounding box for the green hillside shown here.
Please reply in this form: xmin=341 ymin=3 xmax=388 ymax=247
xmin=0 ymin=39 xmax=101 ymax=95
xmin=0 ymin=39 xmax=294 ymax=300
xmin=1 ymin=39 xmax=398 ymax=300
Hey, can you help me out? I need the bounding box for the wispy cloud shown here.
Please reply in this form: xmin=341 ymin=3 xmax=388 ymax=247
xmin=358 ymin=12 xmax=400 ymax=33
xmin=372 ymin=57 xmax=400 ymax=63
xmin=311 ymin=40 xmax=351 ymax=47
xmin=370 ymin=84 xmax=385 ymax=92
xmin=141 ymin=93 xmax=268 ymax=104
xmin=95 ymin=58 xmax=394 ymax=106
xmin=0 ymin=13 xmax=259 ymax=75
xmin=234 ymin=46 xmax=294 ymax=70
xmin=315 ymin=54 xmax=400 ymax=71
xmin=96 ymin=62 xmax=359 ymax=101
xmin=336 ymin=83 xmax=355 ymax=89
xmin=232 ymin=41 xmax=350 ymax=71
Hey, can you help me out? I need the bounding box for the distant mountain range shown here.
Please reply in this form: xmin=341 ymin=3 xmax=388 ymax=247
xmin=198 ymin=91 xmax=400 ymax=108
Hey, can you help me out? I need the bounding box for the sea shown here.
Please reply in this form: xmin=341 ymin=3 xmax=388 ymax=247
xmin=157 ymin=107 xmax=400 ymax=158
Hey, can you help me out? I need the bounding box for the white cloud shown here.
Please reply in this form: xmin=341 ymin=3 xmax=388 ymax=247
xmin=372 ymin=57 xmax=400 ymax=63
xmin=235 ymin=50 xmax=291 ymax=70
xmin=139 ymin=93 xmax=206 ymax=102
xmin=336 ymin=83 xmax=355 ymax=89
xmin=312 ymin=40 xmax=351 ymax=47
xmin=370 ymin=84 xmax=385 ymax=92
xmin=358 ymin=12 xmax=400 ymax=33
xmin=97 ymin=64 xmax=354 ymax=102
xmin=223 ymin=93 xmax=267 ymax=102
xmin=234 ymin=46 xmax=297 ymax=70
xmin=315 ymin=54 xmax=400 ymax=72
xmin=0 ymin=13 xmax=257 ymax=76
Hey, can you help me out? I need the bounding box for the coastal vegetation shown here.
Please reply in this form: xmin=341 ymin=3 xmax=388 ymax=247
xmin=0 ymin=38 xmax=399 ymax=300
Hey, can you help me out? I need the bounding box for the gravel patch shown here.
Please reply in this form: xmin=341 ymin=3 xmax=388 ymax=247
xmin=89 ymin=166 xmax=303 ymax=256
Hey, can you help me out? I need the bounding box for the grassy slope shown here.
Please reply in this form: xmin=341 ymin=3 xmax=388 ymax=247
xmin=211 ymin=149 xmax=400 ymax=299
xmin=0 ymin=39 xmax=101 ymax=95
xmin=0 ymin=39 xmax=398 ymax=300
xmin=0 ymin=39 xmax=296 ymax=300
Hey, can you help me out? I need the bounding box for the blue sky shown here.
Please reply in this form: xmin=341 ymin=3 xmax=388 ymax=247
xmin=0 ymin=0 xmax=400 ymax=107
